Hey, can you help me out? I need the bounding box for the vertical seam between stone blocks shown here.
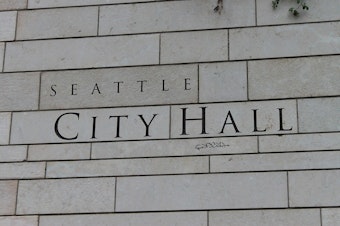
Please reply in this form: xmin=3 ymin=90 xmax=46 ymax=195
xmin=38 ymin=215 xmax=41 ymax=226
xmin=246 ymin=61 xmax=249 ymax=101
xmin=2 ymin=42 xmax=6 ymax=72
xmin=14 ymin=180 xmax=19 ymax=215
xmin=90 ymin=143 xmax=93 ymax=159
xmin=296 ymin=99 xmax=300 ymax=133
xmin=25 ymin=0 xmax=28 ymax=9
xmin=197 ymin=64 xmax=200 ymax=103
xmin=25 ymin=145 xmax=29 ymax=161
xmin=14 ymin=11 xmax=19 ymax=40
xmin=44 ymin=162 xmax=47 ymax=178
xmin=114 ymin=177 xmax=118 ymax=212
xmin=257 ymin=136 xmax=260 ymax=153
xmin=208 ymin=156 xmax=211 ymax=173
xmin=320 ymin=209 xmax=323 ymax=226
xmin=169 ymin=106 xmax=171 ymax=139
xmin=286 ymin=171 xmax=290 ymax=207
xmin=255 ymin=0 xmax=258 ymax=26
xmin=97 ymin=6 xmax=100 ymax=36
xmin=38 ymin=72 xmax=42 ymax=110
xmin=159 ymin=34 xmax=161 ymax=64
xmin=8 ymin=111 xmax=13 ymax=144
xmin=227 ymin=29 xmax=230 ymax=61
xmin=207 ymin=211 xmax=209 ymax=226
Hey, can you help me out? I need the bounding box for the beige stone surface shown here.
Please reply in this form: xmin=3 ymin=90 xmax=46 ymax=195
xmin=17 ymin=178 xmax=116 ymax=214
xmin=0 ymin=181 xmax=17 ymax=215
xmin=211 ymin=151 xmax=340 ymax=172
xmin=0 ymin=0 xmax=26 ymax=10
xmin=11 ymin=106 xmax=169 ymax=144
xmin=259 ymin=133 xmax=340 ymax=153
xmin=249 ymin=56 xmax=340 ymax=99
xmin=4 ymin=34 xmax=159 ymax=72
xmin=116 ymin=172 xmax=287 ymax=211
xmin=210 ymin=209 xmax=320 ymax=226
xmin=0 ymin=216 xmax=38 ymax=226
xmin=99 ymin=0 xmax=255 ymax=35
xmin=322 ymin=209 xmax=340 ymax=226
xmin=0 ymin=162 xmax=45 ymax=179
xmin=161 ymin=30 xmax=228 ymax=64
xmin=0 ymin=72 xmax=40 ymax=111
xmin=0 ymin=11 xmax=16 ymax=41
xmin=0 ymin=145 xmax=27 ymax=162
xmin=40 ymin=65 xmax=198 ymax=109
xmin=92 ymin=137 xmax=257 ymax=159
xmin=289 ymin=170 xmax=340 ymax=207
xmin=199 ymin=62 xmax=247 ymax=102
xmin=28 ymin=0 xmax=158 ymax=8
xmin=257 ymin=0 xmax=340 ymax=25
xmin=28 ymin=143 xmax=90 ymax=161
xmin=17 ymin=7 xmax=98 ymax=40
xmin=230 ymin=22 xmax=340 ymax=60
xmin=46 ymin=157 xmax=208 ymax=178
xmin=298 ymin=97 xmax=340 ymax=132
xmin=0 ymin=112 xmax=10 ymax=145
xmin=40 ymin=212 xmax=207 ymax=226
xmin=171 ymin=100 xmax=297 ymax=138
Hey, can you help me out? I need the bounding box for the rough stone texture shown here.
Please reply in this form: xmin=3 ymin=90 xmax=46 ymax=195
xmin=257 ymin=0 xmax=340 ymax=25
xmin=298 ymin=97 xmax=340 ymax=132
xmin=259 ymin=133 xmax=340 ymax=153
xmin=0 ymin=72 xmax=40 ymax=111
xmin=92 ymin=137 xmax=257 ymax=159
xmin=0 ymin=146 xmax=27 ymax=162
xmin=116 ymin=172 xmax=287 ymax=211
xmin=40 ymin=65 xmax=198 ymax=109
xmin=28 ymin=143 xmax=90 ymax=161
xmin=209 ymin=209 xmax=320 ymax=226
xmin=0 ymin=0 xmax=27 ymax=10
xmin=0 ymin=113 xmax=10 ymax=145
xmin=0 ymin=181 xmax=17 ymax=215
xmin=17 ymin=178 xmax=116 ymax=214
xmin=4 ymin=34 xmax=159 ymax=72
xmin=0 ymin=162 xmax=45 ymax=179
xmin=289 ymin=170 xmax=340 ymax=207
xmin=46 ymin=157 xmax=208 ymax=178
xmin=230 ymin=22 xmax=340 ymax=60
xmin=199 ymin=62 xmax=247 ymax=102
xmin=0 ymin=216 xmax=38 ymax=226
xmin=322 ymin=209 xmax=340 ymax=226
xmin=249 ymin=56 xmax=340 ymax=99
xmin=17 ymin=7 xmax=98 ymax=40
xmin=0 ymin=11 xmax=16 ymax=41
xmin=99 ymin=0 xmax=255 ymax=35
xmin=40 ymin=212 xmax=207 ymax=226
xmin=28 ymin=0 xmax=159 ymax=8
xmin=161 ymin=30 xmax=228 ymax=64
xmin=211 ymin=151 xmax=340 ymax=172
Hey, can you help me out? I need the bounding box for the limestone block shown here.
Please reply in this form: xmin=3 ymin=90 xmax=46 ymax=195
xmin=161 ymin=30 xmax=228 ymax=64
xmin=0 ymin=11 xmax=16 ymax=41
xmin=92 ymin=137 xmax=257 ymax=159
xmin=0 ymin=112 xmax=10 ymax=145
xmin=0 ymin=0 xmax=26 ymax=10
xmin=257 ymin=0 xmax=340 ymax=25
xmin=259 ymin=133 xmax=340 ymax=153
xmin=0 ymin=216 xmax=38 ymax=226
xmin=4 ymin=34 xmax=159 ymax=72
xmin=17 ymin=178 xmax=116 ymax=214
xmin=298 ymin=97 xmax=340 ymax=132
xmin=0 ymin=145 xmax=27 ymax=162
xmin=249 ymin=56 xmax=340 ymax=99
xmin=199 ymin=62 xmax=247 ymax=102
xmin=116 ymin=172 xmax=287 ymax=211
xmin=322 ymin=209 xmax=340 ymax=226
xmin=46 ymin=157 xmax=209 ymax=178
xmin=0 ymin=162 xmax=45 ymax=179
xmin=0 ymin=181 xmax=17 ymax=215
xmin=211 ymin=151 xmax=340 ymax=172
xmin=40 ymin=65 xmax=198 ymax=109
xmin=40 ymin=212 xmax=207 ymax=226
xmin=99 ymin=0 xmax=255 ymax=35
xmin=17 ymin=7 xmax=98 ymax=40
xmin=28 ymin=143 xmax=90 ymax=161
xmin=289 ymin=170 xmax=340 ymax=207
xmin=230 ymin=22 xmax=340 ymax=60
xmin=0 ymin=72 xmax=40 ymax=111
xmin=11 ymin=106 xmax=169 ymax=144
xmin=209 ymin=209 xmax=320 ymax=226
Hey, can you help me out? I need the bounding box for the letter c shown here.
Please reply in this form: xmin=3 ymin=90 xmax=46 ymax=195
xmin=54 ymin=112 xmax=79 ymax=140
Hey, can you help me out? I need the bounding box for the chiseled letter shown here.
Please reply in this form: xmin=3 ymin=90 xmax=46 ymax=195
xmin=139 ymin=114 xmax=158 ymax=137
xmin=220 ymin=111 xmax=240 ymax=133
xmin=54 ymin=112 xmax=79 ymax=140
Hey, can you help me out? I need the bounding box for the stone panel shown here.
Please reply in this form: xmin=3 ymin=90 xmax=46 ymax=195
xmin=259 ymin=133 xmax=340 ymax=153
xmin=0 ymin=0 xmax=26 ymax=10
xmin=249 ymin=56 xmax=340 ymax=99
xmin=0 ymin=145 xmax=27 ymax=162
xmin=116 ymin=172 xmax=287 ymax=211
xmin=17 ymin=178 xmax=116 ymax=214
xmin=199 ymin=62 xmax=247 ymax=102
xmin=211 ymin=151 xmax=340 ymax=172
xmin=0 ymin=112 xmax=10 ymax=145
xmin=0 ymin=216 xmax=38 ymax=226
xmin=209 ymin=209 xmax=320 ymax=226
xmin=0 ymin=162 xmax=45 ymax=179
xmin=298 ymin=97 xmax=340 ymax=132
xmin=322 ymin=209 xmax=340 ymax=226
xmin=40 ymin=65 xmax=198 ymax=109
xmin=99 ymin=0 xmax=255 ymax=35
xmin=92 ymin=137 xmax=257 ymax=159
xmin=0 ymin=181 xmax=17 ymax=215
xmin=289 ymin=170 xmax=340 ymax=207
xmin=0 ymin=72 xmax=40 ymax=111
xmin=230 ymin=22 xmax=340 ymax=60
xmin=161 ymin=30 xmax=228 ymax=64
xmin=28 ymin=143 xmax=90 ymax=161
xmin=17 ymin=7 xmax=98 ymax=40
xmin=0 ymin=11 xmax=16 ymax=41
xmin=4 ymin=34 xmax=159 ymax=72
xmin=28 ymin=0 xmax=159 ymax=8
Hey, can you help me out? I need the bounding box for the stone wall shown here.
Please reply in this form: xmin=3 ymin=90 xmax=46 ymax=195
xmin=0 ymin=0 xmax=339 ymax=225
